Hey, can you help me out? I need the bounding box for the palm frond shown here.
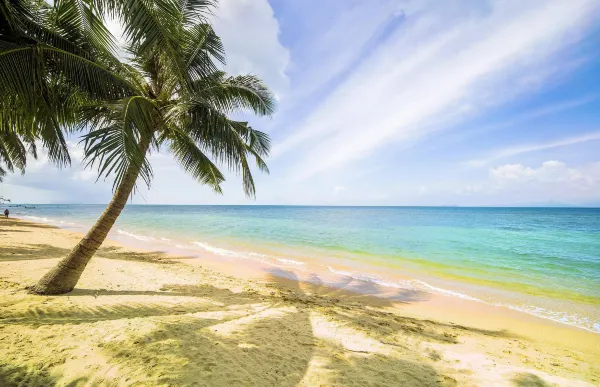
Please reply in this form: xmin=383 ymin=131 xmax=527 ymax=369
xmin=179 ymin=0 xmax=214 ymax=25
xmin=166 ymin=101 xmax=270 ymax=197
xmin=52 ymin=0 xmax=119 ymax=59
xmin=0 ymin=44 xmax=133 ymax=103
xmin=190 ymin=73 xmax=275 ymax=116
xmin=82 ymin=96 xmax=157 ymax=189
xmin=167 ymin=128 xmax=224 ymax=192
xmin=183 ymin=23 xmax=223 ymax=80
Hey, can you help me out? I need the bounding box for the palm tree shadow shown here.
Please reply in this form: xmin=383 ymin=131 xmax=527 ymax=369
xmin=0 ymin=219 xmax=57 ymax=229
xmin=0 ymin=362 xmax=85 ymax=387
xmin=323 ymin=346 xmax=448 ymax=386
xmin=94 ymin=270 xmax=452 ymax=386
xmin=0 ymin=244 xmax=71 ymax=262
xmin=1 ymin=268 xmax=510 ymax=385
xmin=100 ymin=271 xmax=316 ymax=386
xmin=267 ymin=269 xmax=512 ymax=345
xmin=511 ymin=372 xmax=550 ymax=387
xmin=303 ymin=271 xmax=430 ymax=304
xmin=1 ymin=285 xmax=262 ymax=326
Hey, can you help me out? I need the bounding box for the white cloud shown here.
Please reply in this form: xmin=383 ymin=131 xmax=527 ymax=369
xmin=274 ymin=0 xmax=600 ymax=180
xmin=211 ymin=0 xmax=290 ymax=98
xmin=490 ymin=160 xmax=593 ymax=186
xmin=457 ymin=160 xmax=600 ymax=204
xmin=3 ymin=139 xmax=114 ymax=203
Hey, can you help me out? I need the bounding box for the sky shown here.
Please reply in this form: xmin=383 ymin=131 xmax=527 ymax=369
xmin=3 ymin=0 xmax=600 ymax=206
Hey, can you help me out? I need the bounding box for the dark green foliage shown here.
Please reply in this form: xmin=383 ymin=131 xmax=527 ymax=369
xmin=0 ymin=0 xmax=274 ymax=197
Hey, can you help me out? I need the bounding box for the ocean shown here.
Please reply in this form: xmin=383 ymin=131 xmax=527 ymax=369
xmin=10 ymin=205 xmax=600 ymax=333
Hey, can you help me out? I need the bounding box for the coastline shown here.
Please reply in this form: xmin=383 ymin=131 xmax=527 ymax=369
xmin=16 ymin=205 xmax=600 ymax=336
xmin=1 ymin=218 xmax=599 ymax=385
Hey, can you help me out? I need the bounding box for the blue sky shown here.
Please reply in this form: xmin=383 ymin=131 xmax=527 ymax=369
xmin=3 ymin=0 xmax=600 ymax=206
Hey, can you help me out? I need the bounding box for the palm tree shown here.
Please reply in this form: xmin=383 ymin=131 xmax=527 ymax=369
xmin=28 ymin=0 xmax=274 ymax=295
xmin=1 ymin=0 xmax=134 ymax=174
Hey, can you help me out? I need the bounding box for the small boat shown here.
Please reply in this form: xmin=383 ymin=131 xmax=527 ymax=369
xmin=24 ymin=206 xmax=36 ymax=209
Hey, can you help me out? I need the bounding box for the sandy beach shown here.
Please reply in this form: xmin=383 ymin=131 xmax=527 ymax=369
xmin=0 ymin=218 xmax=598 ymax=386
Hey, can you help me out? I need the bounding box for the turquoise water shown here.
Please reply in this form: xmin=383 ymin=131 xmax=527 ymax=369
xmin=11 ymin=205 xmax=600 ymax=332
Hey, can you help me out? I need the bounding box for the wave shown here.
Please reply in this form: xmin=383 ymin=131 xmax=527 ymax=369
xmin=20 ymin=215 xmax=79 ymax=228
xmin=249 ymin=252 xmax=305 ymax=265
xmin=188 ymin=241 xmax=308 ymax=270
xmin=327 ymin=266 xmax=420 ymax=291
xmin=410 ymin=279 xmax=481 ymax=302
xmin=276 ymin=258 xmax=306 ymax=265
xmin=116 ymin=229 xmax=156 ymax=242
xmin=191 ymin=241 xmax=240 ymax=257
xmin=116 ymin=229 xmax=179 ymax=244
xmin=21 ymin=215 xmax=54 ymax=223
xmin=326 ymin=265 xmax=599 ymax=333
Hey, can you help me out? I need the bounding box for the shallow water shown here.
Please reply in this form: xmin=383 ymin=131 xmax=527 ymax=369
xmin=11 ymin=204 xmax=600 ymax=333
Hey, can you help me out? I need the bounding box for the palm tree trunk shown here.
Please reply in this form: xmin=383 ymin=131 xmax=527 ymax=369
xmin=30 ymin=138 xmax=151 ymax=295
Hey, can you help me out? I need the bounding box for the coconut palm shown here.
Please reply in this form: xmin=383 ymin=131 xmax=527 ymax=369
xmin=29 ymin=0 xmax=274 ymax=295
xmin=1 ymin=0 xmax=133 ymax=173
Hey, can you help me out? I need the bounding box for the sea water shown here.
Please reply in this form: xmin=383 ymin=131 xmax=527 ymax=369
xmin=11 ymin=205 xmax=600 ymax=333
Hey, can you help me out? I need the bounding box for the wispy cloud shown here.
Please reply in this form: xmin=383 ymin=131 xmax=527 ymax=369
xmin=274 ymin=0 xmax=600 ymax=181
xmin=284 ymin=0 xmax=404 ymax=101
xmin=466 ymin=131 xmax=600 ymax=167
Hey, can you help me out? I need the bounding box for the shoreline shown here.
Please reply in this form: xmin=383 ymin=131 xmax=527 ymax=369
xmin=18 ymin=213 xmax=600 ymax=335
xmin=1 ymin=218 xmax=599 ymax=385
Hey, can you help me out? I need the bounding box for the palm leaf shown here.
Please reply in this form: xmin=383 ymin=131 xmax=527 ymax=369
xmin=167 ymin=127 xmax=224 ymax=192
xmin=82 ymin=96 xmax=157 ymax=189
xmin=189 ymin=73 xmax=275 ymax=116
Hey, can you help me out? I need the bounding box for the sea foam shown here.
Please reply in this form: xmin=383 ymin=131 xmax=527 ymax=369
xmin=117 ymin=229 xmax=156 ymax=242
xmin=326 ymin=265 xmax=600 ymax=333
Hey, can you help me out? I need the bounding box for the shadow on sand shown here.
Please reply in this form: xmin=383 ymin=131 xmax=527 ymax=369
xmin=511 ymin=372 xmax=551 ymax=387
xmin=0 ymin=219 xmax=187 ymax=264
xmin=0 ymin=265 xmax=518 ymax=386
xmin=1 ymin=221 xmax=517 ymax=385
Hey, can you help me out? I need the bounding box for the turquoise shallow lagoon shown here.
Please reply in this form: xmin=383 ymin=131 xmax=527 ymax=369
xmin=13 ymin=205 xmax=600 ymax=332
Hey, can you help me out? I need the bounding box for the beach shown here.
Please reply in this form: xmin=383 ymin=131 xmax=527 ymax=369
xmin=1 ymin=218 xmax=599 ymax=386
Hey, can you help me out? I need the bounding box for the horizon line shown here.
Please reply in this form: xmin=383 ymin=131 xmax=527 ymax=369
xmin=4 ymin=203 xmax=600 ymax=209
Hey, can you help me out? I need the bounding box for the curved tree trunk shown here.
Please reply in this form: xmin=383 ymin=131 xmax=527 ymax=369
xmin=30 ymin=138 xmax=151 ymax=295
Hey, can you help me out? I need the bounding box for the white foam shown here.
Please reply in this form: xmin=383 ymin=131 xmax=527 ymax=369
xmin=327 ymin=266 xmax=355 ymax=277
xmin=275 ymin=257 xmax=306 ymax=265
xmin=22 ymin=215 xmax=53 ymax=223
xmin=410 ymin=279 xmax=482 ymax=302
xmin=117 ymin=229 xmax=155 ymax=242
xmin=502 ymin=304 xmax=599 ymax=334
xmin=325 ymin=265 xmax=599 ymax=333
xmin=327 ymin=266 xmax=416 ymax=289
xmin=191 ymin=241 xmax=239 ymax=257
xmin=249 ymin=252 xmax=303 ymax=264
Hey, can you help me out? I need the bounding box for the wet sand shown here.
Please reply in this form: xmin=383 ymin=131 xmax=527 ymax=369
xmin=1 ymin=218 xmax=598 ymax=386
